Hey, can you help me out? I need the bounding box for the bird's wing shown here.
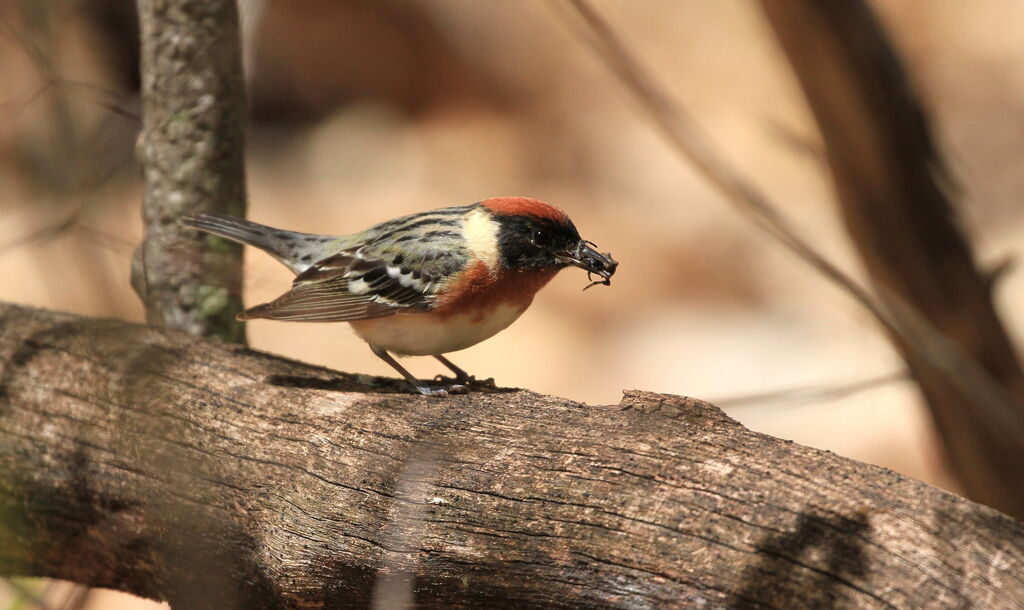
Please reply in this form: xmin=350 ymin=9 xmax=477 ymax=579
xmin=238 ymin=243 xmax=466 ymax=322
xmin=240 ymin=205 xmax=477 ymax=322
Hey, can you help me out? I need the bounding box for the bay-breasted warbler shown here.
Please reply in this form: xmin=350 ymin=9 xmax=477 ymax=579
xmin=183 ymin=197 xmax=617 ymax=396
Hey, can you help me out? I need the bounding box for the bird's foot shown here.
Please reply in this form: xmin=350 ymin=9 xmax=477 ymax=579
xmin=472 ymin=376 xmax=498 ymax=389
xmin=415 ymin=383 xmax=468 ymax=397
xmin=433 ymin=374 xmax=497 ymax=390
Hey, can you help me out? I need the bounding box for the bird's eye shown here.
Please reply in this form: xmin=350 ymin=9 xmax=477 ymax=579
xmin=532 ymin=230 xmax=552 ymax=247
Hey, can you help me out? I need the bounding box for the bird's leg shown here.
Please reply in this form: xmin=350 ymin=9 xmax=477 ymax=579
xmin=433 ymin=354 xmax=471 ymax=383
xmin=370 ymin=345 xmax=466 ymax=397
xmin=433 ymin=355 xmax=496 ymax=389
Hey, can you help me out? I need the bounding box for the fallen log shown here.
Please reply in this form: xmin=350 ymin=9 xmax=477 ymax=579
xmin=0 ymin=302 xmax=1021 ymax=608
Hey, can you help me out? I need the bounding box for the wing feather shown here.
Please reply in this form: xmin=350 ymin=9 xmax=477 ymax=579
xmin=238 ymin=251 xmax=439 ymax=322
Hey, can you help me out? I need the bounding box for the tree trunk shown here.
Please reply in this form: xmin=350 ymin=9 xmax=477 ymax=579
xmin=760 ymin=0 xmax=1024 ymax=520
xmin=131 ymin=0 xmax=248 ymax=344
xmin=1 ymin=302 xmax=1022 ymax=608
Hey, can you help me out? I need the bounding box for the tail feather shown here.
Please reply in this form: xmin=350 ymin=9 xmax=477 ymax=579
xmin=182 ymin=212 xmax=338 ymax=274
xmin=236 ymin=302 xmax=271 ymax=321
xmin=181 ymin=212 xmax=277 ymax=247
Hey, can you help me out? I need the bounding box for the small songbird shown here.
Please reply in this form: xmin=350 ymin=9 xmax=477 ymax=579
xmin=183 ymin=197 xmax=617 ymax=396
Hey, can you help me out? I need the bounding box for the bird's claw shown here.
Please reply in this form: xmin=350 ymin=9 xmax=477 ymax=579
xmin=474 ymin=377 xmax=498 ymax=389
xmin=415 ymin=383 xmax=468 ymax=397
xmin=433 ymin=374 xmax=497 ymax=390
xmin=434 ymin=372 xmax=474 ymax=385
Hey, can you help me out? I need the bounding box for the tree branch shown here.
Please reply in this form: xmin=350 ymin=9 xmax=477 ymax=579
xmin=1 ymin=302 xmax=1022 ymax=608
xmin=131 ymin=0 xmax=248 ymax=343
xmin=760 ymin=0 xmax=1024 ymax=518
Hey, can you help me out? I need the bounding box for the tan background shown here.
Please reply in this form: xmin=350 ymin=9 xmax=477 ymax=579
xmin=1 ymin=1 xmax=1022 ymax=606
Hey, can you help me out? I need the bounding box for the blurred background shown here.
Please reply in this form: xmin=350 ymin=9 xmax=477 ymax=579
xmin=1 ymin=0 xmax=1022 ymax=607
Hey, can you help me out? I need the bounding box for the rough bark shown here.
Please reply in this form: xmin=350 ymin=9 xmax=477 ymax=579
xmin=131 ymin=0 xmax=248 ymax=343
xmin=760 ymin=0 xmax=1024 ymax=521
xmin=1 ymin=303 xmax=1023 ymax=608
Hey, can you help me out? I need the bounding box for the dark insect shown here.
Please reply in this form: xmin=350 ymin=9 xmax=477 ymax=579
xmin=579 ymin=240 xmax=615 ymax=291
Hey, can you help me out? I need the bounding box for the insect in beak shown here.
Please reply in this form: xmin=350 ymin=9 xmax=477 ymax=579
xmin=556 ymin=240 xmax=618 ymax=290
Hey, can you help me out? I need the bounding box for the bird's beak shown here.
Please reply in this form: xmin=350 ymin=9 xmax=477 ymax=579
xmin=556 ymin=241 xmax=618 ymax=288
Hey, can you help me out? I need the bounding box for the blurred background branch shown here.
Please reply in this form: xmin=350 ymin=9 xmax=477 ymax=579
xmin=761 ymin=0 xmax=1024 ymax=519
xmin=553 ymin=0 xmax=900 ymax=338
xmin=131 ymin=0 xmax=248 ymax=343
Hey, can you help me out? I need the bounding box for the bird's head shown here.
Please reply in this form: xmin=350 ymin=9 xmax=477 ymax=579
xmin=482 ymin=197 xmax=618 ymax=288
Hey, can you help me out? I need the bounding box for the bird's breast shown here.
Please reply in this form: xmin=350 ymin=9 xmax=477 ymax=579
xmin=349 ymin=264 xmax=559 ymax=356
xmin=433 ymin=262 xmax=558 ymax=319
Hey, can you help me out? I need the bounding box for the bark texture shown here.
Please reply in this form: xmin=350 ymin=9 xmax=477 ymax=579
xmin=761 ymin=0 xmax=1024 ymax=519
xmin=132 ymin=0 xmax=248 ymax=343
xmin=1 ymin=302 xmax=1023 ymax=608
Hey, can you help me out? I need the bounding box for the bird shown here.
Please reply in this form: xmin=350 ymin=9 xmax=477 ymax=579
xmin=182 ymin=197 xmax=617 ymax=396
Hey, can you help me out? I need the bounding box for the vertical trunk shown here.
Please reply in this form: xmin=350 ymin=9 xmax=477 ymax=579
xmin=132 ymin=0 xmax=248 ymax=343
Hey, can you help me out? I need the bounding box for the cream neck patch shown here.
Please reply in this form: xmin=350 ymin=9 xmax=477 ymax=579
xmin=461 ymin=207 xmax=500 ymax=273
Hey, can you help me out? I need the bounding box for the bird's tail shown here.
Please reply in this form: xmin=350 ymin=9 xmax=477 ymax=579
xmin=181 ymin=212 xmax=338 ymax=274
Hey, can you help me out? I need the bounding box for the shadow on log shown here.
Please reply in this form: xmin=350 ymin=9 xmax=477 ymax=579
xmin=1 ymin=302 xmax=1023 ymax=608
